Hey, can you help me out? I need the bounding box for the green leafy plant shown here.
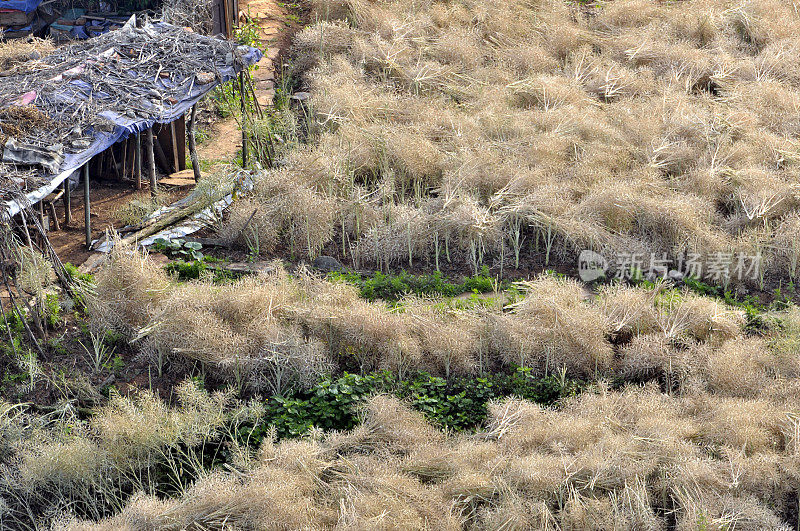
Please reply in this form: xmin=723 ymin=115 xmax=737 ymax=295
xmin=235 ymin=14 xmax=261 ymax=48
xmin=328 ymin=266 xmax=509 ymax=303
xmin=152 ymin=238 xmax=204 ymax=262
xmin=165 ymin=260 xmax=238 ymax=284
xmin=63 ymin=262 xmax=93 ymax=284
xmin=41 ymin=293 xmax=61 ymax=328
xmin=104 ymin=353 xmax=125 ymax=376
xmin=240 ymin=369 xmax=583 ymax=442
xmin=211 ymin=81 xmax=242 ymax=119
xmin=165 ymin=260 xmax=208 ymax=280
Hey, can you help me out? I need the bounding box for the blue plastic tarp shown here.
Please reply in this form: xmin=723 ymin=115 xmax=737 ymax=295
xmin=1 ymin=23 xmax=31 ymax=33
xmin=58 ymin=42 xmax=262 ymax=168
xmin=0 ymin=0 xmax=41 ymax=14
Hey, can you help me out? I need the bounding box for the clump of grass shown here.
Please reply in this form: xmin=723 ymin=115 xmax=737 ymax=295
xmin=494 ymin=275 xmax=614 ymax=378
xmin=114 ymin=195 xmax=167 ymax=227
xmin=88 ymin=239 xmax=173 ymax=335
xmin=215 ymin=0 xmax=800 ymax=288
xmin=0 ymin=37 xmax=54 ymax=71
xmin=218 ymin=169 xmax=337 ymax=259
xmin=56 ymin=385 xmax=800 ymax=530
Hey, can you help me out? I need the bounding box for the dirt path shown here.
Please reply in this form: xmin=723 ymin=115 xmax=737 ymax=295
xmin=244 ymin=0 xmax=296 ymax=106
xmin=196 ymin=116 xmax=242 ymax=162
xmin=197 ymin=0 xmax=297 ymax=162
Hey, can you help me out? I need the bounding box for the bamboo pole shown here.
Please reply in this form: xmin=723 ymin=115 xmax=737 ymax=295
xmin=110 ymin=145 xmax=122 ymax=180
xmin=188 ymin=105 xmax=201 ymax=181
xmin=145 ymin=128 xmax=157 ymax=199
xmin=38 ymin=200 xmax=45 ymax=232
xmin=121 ymin=138 xmax=129 ymax=180
xmin=83 ymin=163 xmax=91 ymax=248
xmin=239 ymin=71 xmax=248 ymax=168
xmin=170 ymin=121 xmax=180 ymax=173
xmin=63 ymin=178 xmax=71 ymax=225
xmin=135 ymin=131 xmax=142 ymax=190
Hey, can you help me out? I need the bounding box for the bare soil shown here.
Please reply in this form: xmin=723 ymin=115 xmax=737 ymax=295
xmin=196 ymin=117 xmax=243 ymax=162
xmin=47 ymin=179 xmax=185 ymax=267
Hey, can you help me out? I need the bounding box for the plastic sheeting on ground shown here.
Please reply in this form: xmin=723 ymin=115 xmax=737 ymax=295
xmin=93 ymin=169 xmax=256 ymax=252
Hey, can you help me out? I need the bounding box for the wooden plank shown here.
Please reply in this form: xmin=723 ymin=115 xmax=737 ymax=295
xmin=169 ymin=122 xmax=179 ymax=174
xmin=153 ymin=124 xmax=173 ymax=174
xmin=161 ymin=170 xmax=196 ymax=187
xmin=229 ymin=0 xmax=234 ymax=36
xmin=175 ymin=115 xmax=187 ymax=171
xmin=155 ymin=122 xmax=181 ymax=173
xmin=211 ymin=0 xmax=223 ymax=36
xmin=0 ymin=10 xmax=35 ymax=26
xmin=222 ymin=0 xmax=231 ymax=38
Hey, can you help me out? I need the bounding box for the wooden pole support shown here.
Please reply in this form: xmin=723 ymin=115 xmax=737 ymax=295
xmin=122 ymin=138 xmax=129 ymax=181
xmin=188 ymin=105 xmax=201 ymax=182
xmin=48 ymin=202 xmax=60 ymax=232
xmin=110 ymin=146 xmax=122 ymax=180
xmin=146 ymin=128 xmax=157 ymax=200
xmin=152 ymin=128 xmax=172 ymax=174
xmin=83 ymin=163 xmax=91 ymax=249
xmin=63 ymin=178 xmax=71 ymax=225
xmin=170 ymin=121 xmax=180 ymax=174
xmin=135 ymin=132 xmax=142 ymax=190
xmin=239 ymin=71 xmax=248 ymax=169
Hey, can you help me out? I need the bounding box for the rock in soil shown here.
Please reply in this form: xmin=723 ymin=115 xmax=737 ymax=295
xmin=313 ymin=255 xmax=343 ymax=272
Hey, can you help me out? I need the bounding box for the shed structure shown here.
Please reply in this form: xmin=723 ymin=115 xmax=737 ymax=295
xmin=0 ymin=17 xmax=261 ymax=246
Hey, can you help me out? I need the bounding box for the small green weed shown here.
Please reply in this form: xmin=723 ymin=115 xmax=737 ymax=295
xmin=152 ymin=238 xmax=204 ymax=261
xmin=328 ymin=266 xmax=509 ymax=303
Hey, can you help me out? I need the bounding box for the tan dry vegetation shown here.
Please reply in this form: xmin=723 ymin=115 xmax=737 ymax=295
xmin=220 ymin=0 xmax=800 ymax=284
xmin=87 ymin=243 xmax=799 ymax=394
xmin=0 ymin=37 xmax=54 ymax=72
xmin=10 ymin=0 xmax=800 ymax=525
xmin=54 ymin=388 xmax=799 ymax=530
xmin=0 ymin=241 xmax=796 ymax=528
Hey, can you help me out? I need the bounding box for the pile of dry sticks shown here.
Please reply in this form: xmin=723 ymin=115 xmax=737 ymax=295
xmin=0 ymin=19 xmax=249 ymax=203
